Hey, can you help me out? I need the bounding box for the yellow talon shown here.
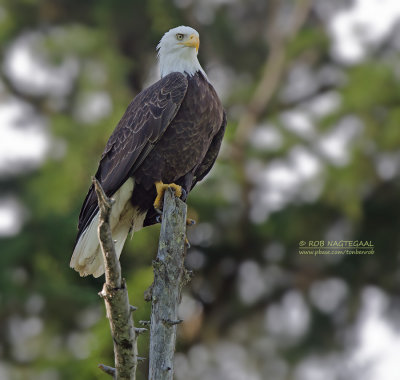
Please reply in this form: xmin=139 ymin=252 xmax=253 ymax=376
xmin=186 ymin=218 xmax=196 ymax=226
xmin=153 ymin=181 xmax=183 ymax=210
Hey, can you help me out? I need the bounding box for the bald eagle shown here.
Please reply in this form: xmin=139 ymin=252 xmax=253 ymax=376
xmin=70 ymin=26 xmax=226 ymax=277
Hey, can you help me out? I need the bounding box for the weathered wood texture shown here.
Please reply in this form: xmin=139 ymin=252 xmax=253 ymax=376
xmin=148 ymin=188 xmax=188 ymax=380
xmin=93 ymin=178 xmax=138 ymax=380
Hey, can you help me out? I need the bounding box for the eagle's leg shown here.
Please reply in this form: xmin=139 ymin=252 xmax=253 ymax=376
xmin=153 ymin=181 xmax=183 ymax=210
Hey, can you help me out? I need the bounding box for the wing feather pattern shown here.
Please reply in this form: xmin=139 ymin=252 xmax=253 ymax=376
xmin=192 ymin=111 xmax=227 ymax=188
xmin=75 ymin=72 xmax=188 ymax=242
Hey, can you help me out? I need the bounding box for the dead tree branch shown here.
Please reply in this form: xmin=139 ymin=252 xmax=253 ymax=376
xmin=231 ymin=0 xmax=313 ymax=223
xmin=93 ymin=177 xmax=139 ymax=380
xmin=234 ymin=0 xmax=312 ymax=146
xmin=148 ymin=188 xmax=188 ymax=380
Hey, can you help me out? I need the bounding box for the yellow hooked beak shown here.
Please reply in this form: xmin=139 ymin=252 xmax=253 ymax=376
xmin=179 ymin=34 xmax=200 ymax=52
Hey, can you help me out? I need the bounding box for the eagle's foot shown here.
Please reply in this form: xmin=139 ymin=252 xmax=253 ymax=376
xmin=153 ymin=181 xmax=183 ymax=210
xmin=186 ymin=218 xmax=196 ymax=226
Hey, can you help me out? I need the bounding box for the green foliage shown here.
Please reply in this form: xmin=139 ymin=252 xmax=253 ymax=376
xmin=1 ymin=1 xmax=400 ymax=379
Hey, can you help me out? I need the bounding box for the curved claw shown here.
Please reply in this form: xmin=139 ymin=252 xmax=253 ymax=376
xmin=180 ymin=188 xmax=188 ymax=202
xmin=186 ymin=218 xmax=196 ymax=226
xmin=185 ymin=237 xmax=191 ymax=249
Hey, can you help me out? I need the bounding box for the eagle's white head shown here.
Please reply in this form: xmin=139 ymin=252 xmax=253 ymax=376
xmin=157 ymin=26 xmax=207 ymax=78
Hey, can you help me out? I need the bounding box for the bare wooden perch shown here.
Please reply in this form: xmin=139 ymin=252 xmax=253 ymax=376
xmin=93 ymin=180 xmax=189 ymax=379
xmin=93 ymin=177 xmax=139 ymax=380
xmin=149 ymin=188 xmax=189 ymax=380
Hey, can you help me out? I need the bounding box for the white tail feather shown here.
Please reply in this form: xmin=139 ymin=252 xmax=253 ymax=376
xmin=70 ymin=178 xmax=145 ymax=277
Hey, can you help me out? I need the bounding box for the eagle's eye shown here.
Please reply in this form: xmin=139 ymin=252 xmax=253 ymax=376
xmin=176 ymin=33 xmax=184 ymax=41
